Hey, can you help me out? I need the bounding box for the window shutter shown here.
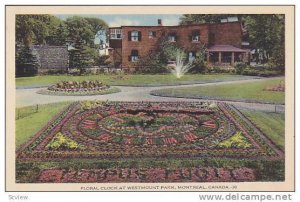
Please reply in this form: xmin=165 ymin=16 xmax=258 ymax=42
xmin=138 ymin=31 xmax=142 ymax=41
xmin=189 ymin=35 xmax=192 ymax=41
xmin=175 ymin=35 xmax=178 ymax=41
xmin=128 ymin=31 xmax=131 ymax=41
xmin=153 ymin=32 xmax=156 ymax=37
xmin=128 ymin=55 xmax=131 ymax=61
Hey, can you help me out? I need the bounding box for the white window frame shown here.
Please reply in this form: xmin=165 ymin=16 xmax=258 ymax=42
xmin=131 ymin=31 xmax=139 ymax=41
xmin=168 ymin=35 xmax=176 ymax=42
xmin=110 ymin=29 xmax=122 ymax=39
xmin=192 ymin=35 xmax=200 ymax=42
xmin=148 ymin=31 xmax=156 ymax=38
xmin=131 ymin=55 xmax=139 ymax=62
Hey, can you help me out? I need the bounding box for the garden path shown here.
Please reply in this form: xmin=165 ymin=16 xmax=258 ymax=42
xmin=16 ymin=77 xmax=284 ymax=112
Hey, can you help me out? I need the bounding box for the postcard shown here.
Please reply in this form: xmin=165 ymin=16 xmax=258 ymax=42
xmin=6 ymin=5 xmax=295 ymax=191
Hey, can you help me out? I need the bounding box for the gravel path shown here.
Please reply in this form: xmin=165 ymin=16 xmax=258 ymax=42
xmin=16 ymin=77 xmax=285 ymax=112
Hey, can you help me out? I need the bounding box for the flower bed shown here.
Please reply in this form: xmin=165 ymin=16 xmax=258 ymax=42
xmin=36 ymin=80 xmax=120 ymax=96
xmin=37 ymin=167 xmax=256 ymax=183
xmin=16 ymin=101 xmax=284 ymax=183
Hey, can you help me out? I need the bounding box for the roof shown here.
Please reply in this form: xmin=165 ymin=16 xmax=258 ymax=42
xmin=108 ymin=21 xmax=241 ymax=29
xmin=208 ymin=45 xmax=247 ymax=52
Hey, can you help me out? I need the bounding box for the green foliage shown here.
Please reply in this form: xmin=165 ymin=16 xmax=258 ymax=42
xmin=16 ymin=15 xmax=63 ymax=46
xmin=16 ymin=46 xmax=39 ymax=77
xmin=138 ymin=38 xmax=182 ymax=73
xmin=235 ymin=62 xmax=247 ymax=74
xmin=47 ymin=23 xmax=68 ymax=46
xmin=244 ymin=15 xmax=284 ymax=67
xmin=65 ymin=16 xmax=94 ymax=46
xmin=190 ymin=45 xmax=208 ymax=73
xmin=218 ymin=131 xmax=252 ymax=149
xmin=69 ymin=38 xmax=94 ymax=74
xmin=46 ymin=132 xmax=85 ymax=150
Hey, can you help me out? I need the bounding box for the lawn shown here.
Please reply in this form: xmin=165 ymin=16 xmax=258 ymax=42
xmin=239 ymin=109 xmax=285 ymax=150
xmin=15 ymin=102 xmax=71 ymax=148
xmin=151 ymin=78 xmax=285 ymax=104
xmin=16 ymin=73 xmax=255 ymax=88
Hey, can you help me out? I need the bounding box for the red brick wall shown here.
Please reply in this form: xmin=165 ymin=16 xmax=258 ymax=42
xmin=209 ymin=22 xmax=242 ymax=47
xmin=109 ymin=22 xmax=243 ymax=69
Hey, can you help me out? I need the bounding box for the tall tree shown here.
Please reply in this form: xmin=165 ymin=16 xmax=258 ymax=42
xmin=70 ymin=38 xmax=93 ymax=74
xmin=16 ymin=46 xmax=40 ymax=77
xmin=65 ymin=16 xmax=94 ymax=46
xmin=47 ymin=22 xmax=68 ymax=46
xmin=16 ymin=14 xmax=63 ymax=46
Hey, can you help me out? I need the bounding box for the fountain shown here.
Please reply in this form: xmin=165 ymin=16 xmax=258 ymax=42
xmin=170 ymin=50 xmax=193 ymax=79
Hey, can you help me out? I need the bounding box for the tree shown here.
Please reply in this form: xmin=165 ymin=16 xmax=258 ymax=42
xmin=47 ymin=22 xmax=68 ymax=46
xmin=65 ymin=16 xmax=94 ymax=46
xmin=180 ymin=14 xmax=243 ymax=24
xmin=138 ymin=37 xmax=182 ymax=73
xmin=84 ymin=17 xmax=108 ymax=43
xmin=244 ymin=14 xmax=284 ymax=65
xmin=16 ymin=46 xmax=40 ymax=77
xmin=70 ymin=39 xmax=93 ymax=74
xmin=16 ymin=15 xmax=63 ymax=46
xmin=189 ymin=45 xmax=208 ymax=73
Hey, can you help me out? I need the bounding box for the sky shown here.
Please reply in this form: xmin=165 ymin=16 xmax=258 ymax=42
xmin=56 ymin=14 xmax=181 ymax=27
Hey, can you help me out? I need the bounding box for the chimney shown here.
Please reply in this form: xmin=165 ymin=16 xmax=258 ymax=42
xmin=158 ymin=19 xmax=162 ymax=26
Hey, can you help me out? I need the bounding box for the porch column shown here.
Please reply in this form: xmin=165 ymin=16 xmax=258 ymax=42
xmin=231 ymin=52 xmax=235 ymax=65
xmin=218 ymin=52 xmax=222 ymax=63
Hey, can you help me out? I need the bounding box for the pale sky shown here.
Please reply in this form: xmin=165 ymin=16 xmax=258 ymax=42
xmin=56 ymin=14 xmax=181 ymax=27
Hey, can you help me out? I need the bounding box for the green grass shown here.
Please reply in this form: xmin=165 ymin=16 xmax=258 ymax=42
xmin=240 ymin=109 xmax=285 ymax=150
xmin=151 ymin=78 xmax=284 ymax=104
xmin=16 ymin=74 xmax=252 ymax=88
xmin=15 ymin=102 xmax=72 ymax=149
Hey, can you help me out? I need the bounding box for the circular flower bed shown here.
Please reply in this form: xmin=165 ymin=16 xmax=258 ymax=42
xmin=37 ymin=80 xmax=120 ymax=96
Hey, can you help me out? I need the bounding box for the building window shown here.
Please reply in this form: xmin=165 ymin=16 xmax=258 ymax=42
xmin=130 ymin=50 xmax=139 ymax=62
xmin=110 ymin=29 xmax=122 ymax=39
xmin=168 ymin=33 xmax=177 ymax=42
xmin=131 ymin=31 xmax=139 ymax=41
xmin=149 ymin=31 xmax=156 ymax=38
xmin=188 ymin=52 xmax=196 ymax=63
xmin=191 ymin=30 xmax=200 ymax=42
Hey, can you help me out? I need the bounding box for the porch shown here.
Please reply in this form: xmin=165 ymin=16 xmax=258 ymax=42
xmin=207 ymin=45 xmax=249 ymax=66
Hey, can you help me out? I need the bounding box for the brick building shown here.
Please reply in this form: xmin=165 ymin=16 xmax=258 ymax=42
xmin=108 ymin=20 xmax=250 ymax=70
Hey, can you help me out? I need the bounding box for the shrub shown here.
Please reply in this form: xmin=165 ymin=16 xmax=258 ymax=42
xmin=235 ymin=62 xmax=247 ymax=74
